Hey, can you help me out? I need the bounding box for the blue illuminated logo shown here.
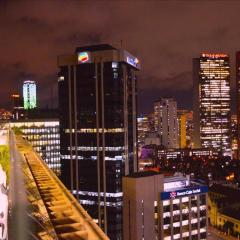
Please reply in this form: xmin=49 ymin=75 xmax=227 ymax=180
xmin=126 ymin=56 xmax=139 ymax=68
xmin=161 ymin=186 xmax=208 ymax=200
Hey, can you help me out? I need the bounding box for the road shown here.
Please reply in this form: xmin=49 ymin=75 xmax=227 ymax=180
xmin=8 ymin=131 xmax=29 ymax=240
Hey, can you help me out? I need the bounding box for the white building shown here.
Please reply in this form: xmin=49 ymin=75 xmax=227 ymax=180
xmin=154 ymin=98 xmax=178 ymax=148
xmin=123 ymin=172 xmax=208 ymax=240
xmin=23 ymin=80 xmax=37 ymax=109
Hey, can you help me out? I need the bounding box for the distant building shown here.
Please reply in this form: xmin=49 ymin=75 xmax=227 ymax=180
xmin=10 ymin=93 xmax=24 ymax=120
xmin=193 ymin=54 xmax=231 ymax=156
xmin=231 ymin=115 xmax=238 ymax=159
xmin=156 ymin=148 xmax=216 ymax=161
xmin=178 ymin=110 xmax=193 ymax=149
xmin=123 ymin=171 xmax=208 ymax=240
xmin=154 ymin=98 xmax=178 ymax=149
xmin=10 ymin=119 xmax=60 ymax=175
xmin=236 ymin=51 xmax=240 ymax=159
xmin=137 ymin=115 xmax=150 ymax=143
xmin=10 ymin=109 xmax=60 ymax=175
xmin=145 ymin=132 xmax=161 ymax=145
xmin=178 ymin=111 xmax=187 ymax=149
xmin=23 ymin=80 xmax=37 ymax=109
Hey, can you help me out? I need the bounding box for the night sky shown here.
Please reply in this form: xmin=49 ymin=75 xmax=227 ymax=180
xmin=1 ymin=1 xmax=240 ymax=114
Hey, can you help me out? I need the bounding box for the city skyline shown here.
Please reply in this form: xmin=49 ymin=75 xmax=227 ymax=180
xmin=1 ymin=2 xmax=240 ymax=113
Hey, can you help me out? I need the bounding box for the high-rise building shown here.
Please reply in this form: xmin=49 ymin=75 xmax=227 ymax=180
xmin=154 ymin=98 xmax=178 ymax=149
xmin=123 ymin=171 xmax=208 ymax=240
xmin=178 ymin=110 xmax=194 ymax=149
xmin=58 ymin=44 xmax=139 ymax=239
xmin=193 ymin=53 xmax=231 ymax=156
xmin=23 ymin=80 xmax=37 ymax=109
xmin=236 ymin=51 xmax=240 ymax=159
xmin=178 ymin=111 xmax=187 ymax=149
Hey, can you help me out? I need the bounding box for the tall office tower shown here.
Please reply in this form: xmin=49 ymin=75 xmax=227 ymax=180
xmin=193 ymin=54 xmax=231 ymax=156
xmin=23 ymin=80 xmax=37 ymax=109
xmin=178 ymin=111 xmax=187 ymax=149
xmin=154 ymin=98 xmax=178 ymax=149
xmin=236 ymin=52 xmax=240 ymax=159
xmin=58 ymin=44 xmax=139 ymax=239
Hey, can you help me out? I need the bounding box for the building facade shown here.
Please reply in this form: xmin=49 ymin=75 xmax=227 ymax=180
xmin=10 ymin=119 xmax=61 ymax=175
xmin=123 ymin=172 xmax=208 ymax=240
xmin=193 ymin=54 xmax=231 ymax=156
xmin=154 ymin=98 xmax=178 ymax=149
xmin=58 ymin=44 xmax=139 ymax=239
xmin=236 ymin=52 xmax=240 ymax=159
xmin=137 ymin=115 xmax=150 ymax=143
xmin=23 ymin=80 xmax=37 ymax=109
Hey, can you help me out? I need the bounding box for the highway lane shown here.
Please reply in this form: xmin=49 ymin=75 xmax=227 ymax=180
xmin=8 ymin=132 xmax=29 ymax=240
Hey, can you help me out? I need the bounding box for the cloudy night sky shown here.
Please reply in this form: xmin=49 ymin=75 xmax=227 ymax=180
xmin=0 ymin=1 xmax=240 ymax=114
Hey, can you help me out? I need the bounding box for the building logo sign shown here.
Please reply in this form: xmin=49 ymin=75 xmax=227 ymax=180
xmin=201 ymin=53 xmax=228 ymax=58
xmin=126 ymin=56 xmax=139 ymax=68
xmin=78 ymin=52 xmax=90 ymax=63
xmin=161 ymin=186 xmax=208 ymax=200
xmin=170 ymin=191 xmax=177 ymax=199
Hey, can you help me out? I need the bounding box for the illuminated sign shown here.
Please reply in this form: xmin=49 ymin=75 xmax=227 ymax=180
xmin=201 ymin=53 xmax=228 ymax=58
xmin=78 ymin=52 xmax=90 ymax=63
xmin=123 ymin=50 xmax=140 ymax=69
xmin=126 ymin=56 xmax=139 ymax=68
xmin=160 ymin=186 xmax=208 ymax=200
xmin=164 ymin=180 xmax=188 ymax=191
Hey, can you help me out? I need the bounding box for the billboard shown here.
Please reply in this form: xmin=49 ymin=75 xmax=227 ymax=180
xmin=160 ymin=185 xmax=208 ymax=200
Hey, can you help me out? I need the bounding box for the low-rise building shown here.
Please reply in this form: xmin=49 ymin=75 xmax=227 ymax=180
xmin=208 ymin=184 xmax=240 ymax=237
xmin=123 ymin=171 xmax=208 ymax=240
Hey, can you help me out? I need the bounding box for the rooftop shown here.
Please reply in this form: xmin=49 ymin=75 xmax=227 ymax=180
xmin=221 ymin=208 xmax=240 ymax=221
xmin=75 ymin=44 xmax=117 ymax=53
xmin=209 ymin=184 xmax=240 ymax=200
xmin=126 ymin=171 xmax=162 ymax=178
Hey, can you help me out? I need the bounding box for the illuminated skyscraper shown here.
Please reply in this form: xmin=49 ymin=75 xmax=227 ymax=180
xmin=236 ymin=52 xmax=240 ymax=159
xmin=193 ymin=53 xmax=231 ymax=156
xmin=23 ymin=80 xmax=37 ymax=109
xmin=154 ymin=98 xmax=178 ymax=149
xmin=58 ymin=44 xmax=139 ymax=239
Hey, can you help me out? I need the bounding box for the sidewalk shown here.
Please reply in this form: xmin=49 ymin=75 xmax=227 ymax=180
xmin=209 ymin=226 xmax=240 ymax=240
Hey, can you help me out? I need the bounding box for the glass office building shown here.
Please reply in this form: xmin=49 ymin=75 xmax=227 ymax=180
xmin=58 ymin=44 xmax=139 ymax=239
xmin=23 ymin=80 xmax=37 ymax=109
xmin=193 ymin=54 xmax=231 ymax=156
xmin=10 ymin=119 xmax=60 ymax=175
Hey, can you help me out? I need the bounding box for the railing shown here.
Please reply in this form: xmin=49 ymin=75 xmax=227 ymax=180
xmin=15 ymin=135 xmax=109 ymax=240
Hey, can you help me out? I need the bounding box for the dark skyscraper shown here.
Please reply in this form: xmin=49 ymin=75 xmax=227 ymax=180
xmin=193 ymin=53 xmax=231 ymax=156
xmin=58 ymin=44 xmax=139 ymax=239
xmin=236 ymin=51 xmax=240 ymax=159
